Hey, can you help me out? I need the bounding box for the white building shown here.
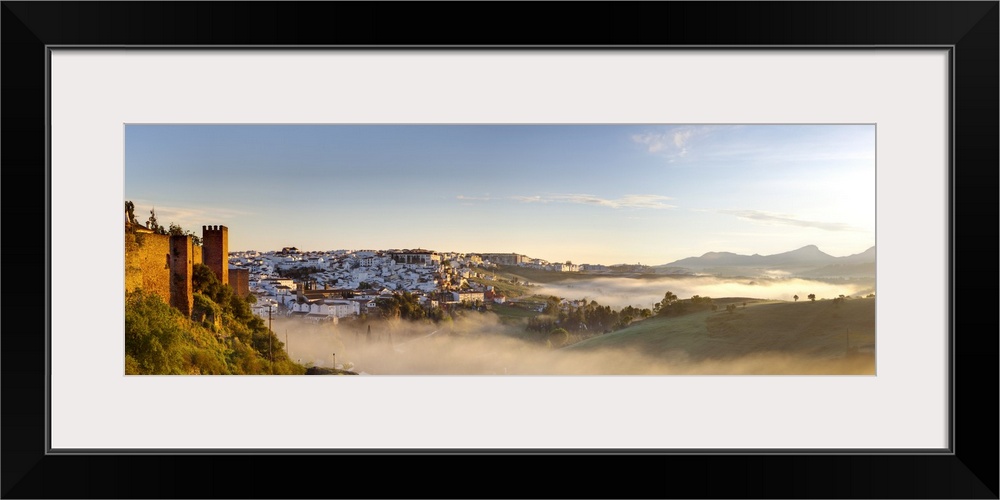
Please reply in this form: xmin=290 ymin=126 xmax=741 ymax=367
xmin=452 ymin=291 xmax=485 ymax=304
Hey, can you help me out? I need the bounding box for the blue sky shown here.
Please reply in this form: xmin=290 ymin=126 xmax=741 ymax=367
xmin=124 ymin=124 xmax=875 ymax=265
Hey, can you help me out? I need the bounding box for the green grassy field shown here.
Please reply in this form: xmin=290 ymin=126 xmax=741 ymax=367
xmin=492 ymin=265 xmax=595 ymax=284
xmin=466 ymin=274 xmax=533 ymax=298
xmin=564 ymin=297 xmax=876 ymax=371
xmin=487 ymin=303 xmax=541 ymax=320
xmin=482 ymin=303 xmax=544 ymax=331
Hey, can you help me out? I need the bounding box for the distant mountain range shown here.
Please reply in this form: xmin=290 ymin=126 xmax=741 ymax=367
xmin=655 ymin=245 xmax=875 ymax=278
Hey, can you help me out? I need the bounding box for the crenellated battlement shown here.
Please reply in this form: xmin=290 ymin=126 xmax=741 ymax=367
xmin=126 ymin=210 xmax=240 ymax=317
xmin=202 ymin=224 xmax=229 ymax=286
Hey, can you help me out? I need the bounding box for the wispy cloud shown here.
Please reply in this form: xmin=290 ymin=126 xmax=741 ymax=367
xmin=511 ymin=195 xmax=544 ymax=203
xmin=456 ymin=195 xmax=492 ymax=201
xmin=514 ymin=193 xmax=674 ymax=209
xmin=721 ymin=209 xmax=861 ymax=232
xmin=632 ymin=126 xmax=714 ymax=157
xmin=129 ymin=199 xmax=252 ymax=228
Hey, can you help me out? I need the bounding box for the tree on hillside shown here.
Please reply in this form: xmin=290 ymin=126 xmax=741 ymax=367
xmin=125 ymin=201 xmax=138 ymax=226
xmin=543 ymin=295 xmax=562 ymax=314
xmin=690 ymin=295 xmax=713 ymax=307
xmin=658 ymin=291 xmax=713 ymax=317
xmin=147 ymin=208 xmax=167 ymax=235
xmin=793 ymin=295 xmax=799 ymax=302
xmin=672 ymin=300 xmax=688 ymax=314
xmin=808 ymin=294 xmax=816 ymax=302
xmin=192 ymin=264 xmax=218 ymax=294
xmin=376 ymin=292 xmax=428 ymax=321
xmin=658 ymin=291 xmax=677 ymax=313
xmin=168 ymin=223 xmax=202 ymax=246
xmin=617 ymin=314 xmax=633 ymax=329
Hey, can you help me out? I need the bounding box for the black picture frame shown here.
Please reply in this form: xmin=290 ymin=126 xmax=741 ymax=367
xmin=3 ymin=2 xmax=996 ymax=498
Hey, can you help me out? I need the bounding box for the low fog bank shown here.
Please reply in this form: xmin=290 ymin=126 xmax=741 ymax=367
xmin=273 ymin=313 xmax=874 ymax=376
xmin=534 ymin=276 xmax=875 ymax=309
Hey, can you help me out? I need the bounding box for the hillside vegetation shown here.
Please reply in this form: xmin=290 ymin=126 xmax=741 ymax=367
xmin=125 ymin=264 xmax=306 ymax=375
xmin=565 ymin=297 xmax=875 ymax=372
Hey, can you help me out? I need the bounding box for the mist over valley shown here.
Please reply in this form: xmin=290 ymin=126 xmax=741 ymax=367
xmin=273 ymin=247 xmax=876 ymax=376
xmin=279 ymin=294 xmax=875 ymax=376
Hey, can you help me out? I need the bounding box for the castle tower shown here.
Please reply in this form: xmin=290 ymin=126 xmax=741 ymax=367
xmin=202 ymin=225 xmax=229 ymax=285
xmin=169 ymin=235 xmax=194 ymax=317
xmin=229 ymin=268 xmax=250 ymax=298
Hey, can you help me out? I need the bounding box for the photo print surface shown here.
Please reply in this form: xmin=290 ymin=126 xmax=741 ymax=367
xmin=124 ymin=124 xmax=876 ymax=375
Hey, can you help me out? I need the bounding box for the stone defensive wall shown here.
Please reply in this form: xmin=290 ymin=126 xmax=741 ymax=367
xmin=125 ymin=230 xmax=173 ymax=302
xmin=125 ymin=224 xmax=228 ymax=318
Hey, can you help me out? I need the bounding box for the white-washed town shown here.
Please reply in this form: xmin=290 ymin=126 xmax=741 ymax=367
xmin=234 ymin=247 xmax=592 ymax=324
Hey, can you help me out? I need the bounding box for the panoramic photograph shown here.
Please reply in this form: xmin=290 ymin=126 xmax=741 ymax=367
xmin=124 ymin=124 xmax=876 ymax=375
